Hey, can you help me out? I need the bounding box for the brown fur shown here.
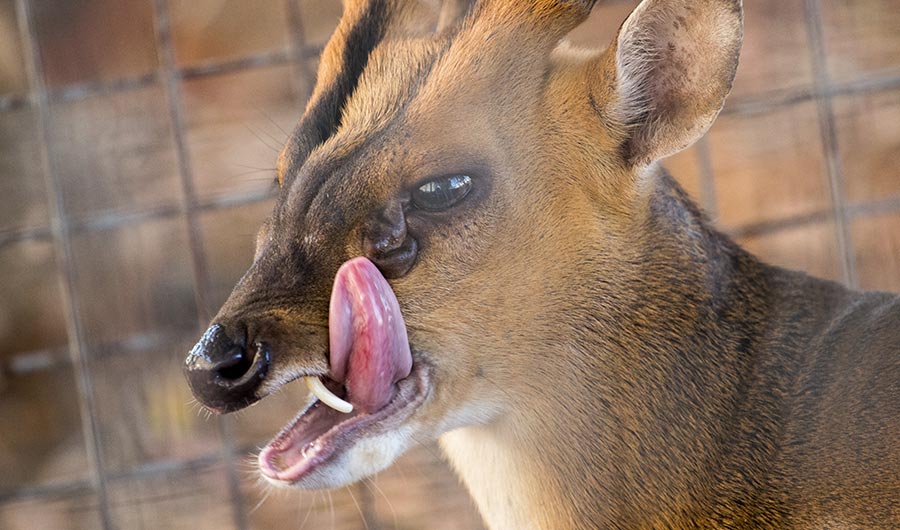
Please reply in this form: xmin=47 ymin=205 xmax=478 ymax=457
xmin=194 ymin=0 xmax=900 ymax=528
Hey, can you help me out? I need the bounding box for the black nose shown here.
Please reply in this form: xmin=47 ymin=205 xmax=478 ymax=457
xmin=184 ymin=324 xmax=270 ymax=413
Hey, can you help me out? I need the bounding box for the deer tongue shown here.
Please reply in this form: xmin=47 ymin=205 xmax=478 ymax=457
xmin=328 ymin=257 xmax=412 ymax=414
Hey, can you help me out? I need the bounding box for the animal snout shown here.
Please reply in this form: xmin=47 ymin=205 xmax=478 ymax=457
xmin=184 ymin=324 xmax=271 ymax=413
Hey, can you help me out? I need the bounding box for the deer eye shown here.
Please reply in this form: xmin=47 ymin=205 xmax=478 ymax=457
xmin=412 ymin=175 xmax=472 ymax=212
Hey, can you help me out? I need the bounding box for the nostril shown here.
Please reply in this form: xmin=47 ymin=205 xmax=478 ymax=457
xmin=184 ymin=324 xmax=272 ymax=412
xmin=212 ymin=347 xmax=254 ymax=381
xmin=209 ymin=342 xmax=270 ymax=390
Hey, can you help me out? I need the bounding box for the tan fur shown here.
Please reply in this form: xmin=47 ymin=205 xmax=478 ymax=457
xmin=198 ymin=1 xmax=900 ymax=528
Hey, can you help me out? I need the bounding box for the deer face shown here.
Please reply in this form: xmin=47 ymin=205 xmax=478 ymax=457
xmin=184 ymin=0 xmax=742 ymax=489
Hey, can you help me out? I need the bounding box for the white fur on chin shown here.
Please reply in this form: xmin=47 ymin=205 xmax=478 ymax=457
xmin=260 ymin=425 xmax=416 ymax=490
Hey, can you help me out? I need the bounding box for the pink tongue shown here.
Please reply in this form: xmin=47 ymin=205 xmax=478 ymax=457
xmin=328 ymin=257 xmax=412 ymax=414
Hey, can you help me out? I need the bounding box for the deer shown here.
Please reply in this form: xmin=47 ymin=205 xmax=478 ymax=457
xmin=183 ymin=0 xmax=900 ymax=528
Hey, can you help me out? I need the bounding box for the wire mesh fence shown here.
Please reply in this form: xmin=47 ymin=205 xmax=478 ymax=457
xmin=0 ymin=0 xmax=898 ymax=528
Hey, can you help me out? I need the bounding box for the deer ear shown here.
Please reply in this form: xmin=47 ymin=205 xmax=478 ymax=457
xmin=596 ymin=0 xmax=742 ymax=166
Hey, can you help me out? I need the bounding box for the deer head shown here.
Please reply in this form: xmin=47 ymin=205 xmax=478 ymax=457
xmin=184 ymin=0 xmax=743 ymax=520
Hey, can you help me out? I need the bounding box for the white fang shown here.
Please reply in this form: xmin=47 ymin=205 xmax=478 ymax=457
xmin=304 ymin=376 xmax=353 ymax=413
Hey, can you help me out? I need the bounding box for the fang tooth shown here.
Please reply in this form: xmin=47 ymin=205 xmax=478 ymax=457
xmin=304 ymin=376 xmax=353 ymax=414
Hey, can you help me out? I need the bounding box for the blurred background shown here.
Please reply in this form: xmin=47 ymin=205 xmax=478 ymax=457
xmin=0 ymin=0 xmax=897 ymax=528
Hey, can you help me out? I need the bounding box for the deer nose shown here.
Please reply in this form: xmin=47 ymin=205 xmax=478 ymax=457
xmin=183 ymin=324 xmax=271 ymax=413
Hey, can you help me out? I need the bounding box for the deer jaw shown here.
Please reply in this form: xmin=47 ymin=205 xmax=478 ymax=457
xmin=184 ymin=0 xmax=745 ymax=528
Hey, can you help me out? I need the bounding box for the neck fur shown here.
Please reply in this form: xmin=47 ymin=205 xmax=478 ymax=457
xmin=440 ymin=426 xmax=550 ymax=530
xmin=438 ymin=170 xmax=794 ymax=529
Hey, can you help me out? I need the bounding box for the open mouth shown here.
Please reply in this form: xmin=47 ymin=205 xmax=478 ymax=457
xmin=258 ymin=364 xmax=431 ymax=484
xmin=257 ymin=256 xmax=427 ymax=484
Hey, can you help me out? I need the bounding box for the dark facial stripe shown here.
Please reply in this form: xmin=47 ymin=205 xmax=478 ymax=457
xmin=280 ymin=0 xmax=390 ymax=189
xmin=291 ymin=37 xmax=452 ymax=228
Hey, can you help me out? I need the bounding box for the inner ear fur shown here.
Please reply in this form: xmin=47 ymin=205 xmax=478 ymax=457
xmin=593 ymin=0 xmax=743 ymax=166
